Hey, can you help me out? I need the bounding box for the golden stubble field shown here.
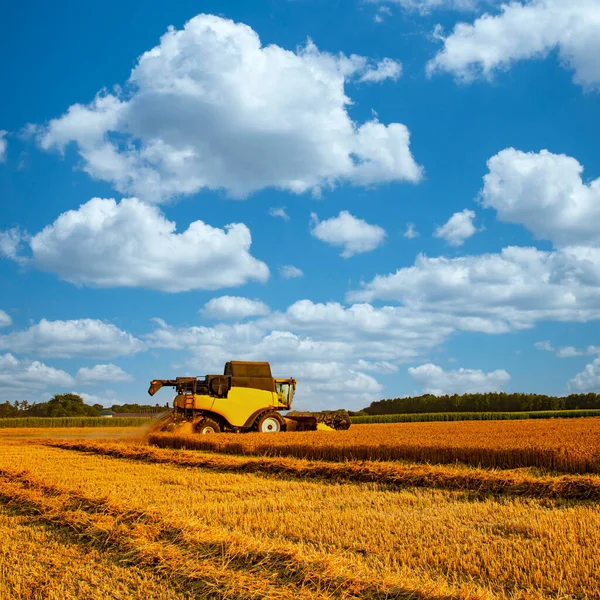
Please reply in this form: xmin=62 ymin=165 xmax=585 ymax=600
xmin=0 ymin=419 xmax=599 ymax=600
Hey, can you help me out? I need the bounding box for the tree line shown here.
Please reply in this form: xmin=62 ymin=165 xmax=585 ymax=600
xmin=0 ymin=394 xmax=169 ymax=418
xmin=360 ymin=392 xmax=600 ymax=415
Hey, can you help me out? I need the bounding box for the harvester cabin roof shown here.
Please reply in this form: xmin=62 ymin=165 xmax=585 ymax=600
xmin=223 ymin=361 xmax=274 ymax=393
xmin=224 ymin=361 xmax=272 ymax=378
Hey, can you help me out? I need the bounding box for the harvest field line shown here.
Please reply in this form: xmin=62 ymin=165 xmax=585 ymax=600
xmin=0 ymin=467 xmax=470 ymax=600
xmin=351 ymin=409 xmax=600 ymax=423
xmin=42 ymin=439 xmax=600 ymax=501
xmin=146 ymin=417 xmax=600 ymax=474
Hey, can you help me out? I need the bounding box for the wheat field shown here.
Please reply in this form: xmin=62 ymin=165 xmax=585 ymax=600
xmin=149 ymin=418 xmax=600 ymax=473
xmin=0 ymin=422 xmax=599 ymax=599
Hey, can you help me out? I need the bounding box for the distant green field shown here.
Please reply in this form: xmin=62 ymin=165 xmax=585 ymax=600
xmin=350 ymin=409 xmax=600 ymax=424
xmin=0 ymin=417 xmax=154 ymax=428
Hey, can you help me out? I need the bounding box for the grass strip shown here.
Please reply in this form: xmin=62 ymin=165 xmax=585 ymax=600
xmin=351 ymin=410 xmax=600 ymax=424
xmin=0 ymin=417 xmax=154 ymax=428
xmin=42 ymin=439 xmax=600 ymax=501
xmin=0 ymin=466 xmax=477 ymax=600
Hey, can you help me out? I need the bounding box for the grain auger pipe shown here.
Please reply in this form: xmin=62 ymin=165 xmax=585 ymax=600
xmin=147 ymin=361 xmax=351 ymax=434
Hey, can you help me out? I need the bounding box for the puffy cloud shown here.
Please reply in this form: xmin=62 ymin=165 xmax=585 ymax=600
xmin=36 ymin=14 xmax=422 ymax=202
xmin=0 ymin=228 xmax=27 ymax=261
xmin=434 ymin=209 xmax=478 ymax=246
xmin=535 ymin=341 xmax=600 ymax=358
xmin=298 ymin=369 xmax=384 ymax=410
xmin=0 ymin=311 xmax=11 ymax=328
xmin=3 ymin=197 xmax=268 ymax=292
xmin=557 ymin=347 xmax=586 ymax=358
xmin=427 ymin=0 xmax=600 ymax=88
xmin=280 ymin=265 xmax=304 ymax=279
xmin=76 ymin=364 xmax=134 ymax=383
xmin=310 ymin=211 xmax=386 ymax=258
xmin=265 ymin=300 xmax=448 ymax=344
xmin=348 ymin=246 xmax=600 ymax=332
xmin=403 ymin=222 xmax=419 ymax=239
xmin=0 ymin=318 xmax=144 ymax=359
xmin=569 ymin=358 xmax=600 ymax=392
xmin=0 ymin=131 xmax=7 ymax=162
xmin=408 ymin=363 xmax=510 ymax=395
xmin=359 ymin=58 xmax=403 ymax=83
xmin=348 ymin=146 xmax=600 ymax=339
xmin=0 ymin=353 xmax=75 ymax=400
xmin=200 ymin=296 xmax=270 ymax=320
xmin=482 ymin=149 xmax=600 ymax=247
xmin=77 ymin=390 xmax=123 ymax=408
xmin=268 ymin=207 xmax=290 ymax=221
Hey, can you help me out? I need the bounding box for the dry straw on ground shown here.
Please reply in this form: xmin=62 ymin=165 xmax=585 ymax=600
xmin=44 ymin=438 xmax=600 ymax=501
xmin=0 ymin=424 xmax=599 ymax=599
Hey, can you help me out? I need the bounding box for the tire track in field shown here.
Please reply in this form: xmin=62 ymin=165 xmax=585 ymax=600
xmin=0 ymin=467 xmax=475 ymax=600
xmin=42 ymin=439 xmax=600 ymax=502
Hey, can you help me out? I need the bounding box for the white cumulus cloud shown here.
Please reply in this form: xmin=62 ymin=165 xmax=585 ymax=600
xmin=434 ymin=209 xmax=478 ymax=246
xmin=535 ymin=341 xmax=600 ymax=358
xmin=0 ymin=318 xmax=144 ymax=359
xmin=280 ymin=265 xmax=304 ymax=279
xmin=403 ymin=222 xmax=419 ymax=239
xmin=348 ymin=246 xmax=600 ymax=333
xmin=2 ymin=197 xmax=268 ymax=292
xmin=482 ymin=149 xmax=600 ymax=247
xmin=0 ymin=311 xmax=11 ymax=328
xmin=348 ymin=145 xmax=600 ymax=339
xmin=359 ymin=58 xmax=403 ymax=82
xmin=0 ymin=228 xmax=27 ymax=261
xmin=427 ymin=0 xmax=600 ymax=88
xmin=310 ymin=211 xmax=386 ymax=258
xmin=0 ymin=353 xmax=75 ymax=400
xmin=35 ymin=14 xmax=422 ymax=202
xmin=408 ymin=362 xmax=510 ymax=395
xmin=200 ymin=296 xmax=270 ymax=320
xmin=569 ymin=358 xmax=600 ymax=392
xmin=76 ymin=364 xmax=134 ymax=383
xmin=268 ymin=207 xmax=290 ymax=221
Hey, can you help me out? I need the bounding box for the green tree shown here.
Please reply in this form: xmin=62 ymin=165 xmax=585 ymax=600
xmin=46 ymin=394 xmax=100 ymax=417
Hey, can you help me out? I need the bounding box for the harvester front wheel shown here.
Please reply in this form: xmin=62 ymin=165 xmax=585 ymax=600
xmin=196 ymin=418 xmax=221 ymax=434
xmin=256 ymin=412 xmax=285 ymax=433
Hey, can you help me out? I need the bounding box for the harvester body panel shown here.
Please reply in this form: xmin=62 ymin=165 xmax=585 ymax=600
xmin=174 ymin=387 xmax=282 ymax=428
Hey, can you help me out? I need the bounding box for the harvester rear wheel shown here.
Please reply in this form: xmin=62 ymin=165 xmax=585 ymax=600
xmin=256 ymin=412 xmax=285 ymax=433
xmin=196 ymin=418 xmax=221 ymax=434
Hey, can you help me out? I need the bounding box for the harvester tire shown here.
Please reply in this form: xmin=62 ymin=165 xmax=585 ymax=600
xmin=196 ymin=418 xmax=221 ymax=434
xmin=256 ymin=411 xmax=285 ymax=433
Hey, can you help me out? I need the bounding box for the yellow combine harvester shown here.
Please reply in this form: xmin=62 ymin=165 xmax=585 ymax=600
xmin=148 ymin=361 xmax=351 ymax=434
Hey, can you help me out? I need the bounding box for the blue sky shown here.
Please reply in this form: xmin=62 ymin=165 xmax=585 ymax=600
xmin=2 ymin=0 xmax=600 ymax=410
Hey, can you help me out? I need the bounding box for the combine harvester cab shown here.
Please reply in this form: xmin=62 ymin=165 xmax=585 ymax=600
xmin=148 ymin=361 xmax=350 ymax=434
